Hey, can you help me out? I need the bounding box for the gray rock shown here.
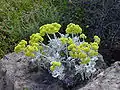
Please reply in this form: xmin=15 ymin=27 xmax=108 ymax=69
xmin=0 ymin=52 xmax=64 ymax=90
xmin=78 ymin=61 xmax=120 ymax=90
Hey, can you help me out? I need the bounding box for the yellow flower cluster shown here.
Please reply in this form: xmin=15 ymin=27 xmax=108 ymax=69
xmin=59 ymin=33 xmax=100 ymax=64
xmin=60 ymin=37 xmax=74 ymax=45
xmin=25 ymin=33 xmax=44 ymax=57
xmin=39 ymin=23 xmax=61 ymax=36
xmin=29 ymin=33 xmax=44 ymax=45
xmin=90 ymin=42 xmax=99 ymax=50
xmin=50 ymin=61 xmax=62 ymax=71
xmin=68 ymin=38 xmax=74 ymax=44
xmin=24 ymin=45 xmax=39 ymax=57
xmin=94 ymin=35 xmax=101 ymax=44
xmin=66 ymin=23 xmax=82 ymax=34
xmin=68 ymin=40 xmax=99 ymax=64
xmin=68 ymin=42 xmax=88 ymax=59
xmin=15 ymin=33 xmax=44 ymax=57
xmin=14 ymin=40 xmax=27 ymax=53
xmin=80 ymin=33 xmax=87 ymax=39
xmin=59 ymin=37 xmax=68 ymax=44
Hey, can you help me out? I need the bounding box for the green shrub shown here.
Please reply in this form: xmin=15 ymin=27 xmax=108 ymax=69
xmin=0 ymin=0 xmax=63 ymax=58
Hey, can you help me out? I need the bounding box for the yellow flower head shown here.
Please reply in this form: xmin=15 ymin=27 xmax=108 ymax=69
xmin=66 ymin=23 xmax=82 ymax=34
xmin=59 ymin=37 xmax=68 ymax=44
xmin=80 ymin=33 xmax=87 ymax=39
xmin=51 ymin=61 xmax=61 ymax=67
xmin=39 ymin=23 xmax=61 ymax=35
xmin=94 ymin=35 xmax=100 ymax=44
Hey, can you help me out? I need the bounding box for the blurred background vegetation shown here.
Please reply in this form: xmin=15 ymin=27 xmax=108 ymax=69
xmin=0 ymin=0 xmax=84 ymax=58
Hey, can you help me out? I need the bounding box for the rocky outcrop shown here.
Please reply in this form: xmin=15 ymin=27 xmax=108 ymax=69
xmin=78 ymin=61 xmax=120 ymax=90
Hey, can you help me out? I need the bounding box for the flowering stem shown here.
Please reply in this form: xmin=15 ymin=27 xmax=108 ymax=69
xmin=41 ymin=43 xmax=52 ymax=50
xmin=36 ymin=52 xmax=49 ymax=59
xmin=47 ymin=34 xmax=52 ymax=41
xmin=58 ymin=32 xmax=64 ymax=37
xmin=72 ymin=34 xmax=74 ymax=38
xmin=83 ymin=38 xmax=85 ymax=42
xmin=53 ymin=33 xmax=57 ymax=40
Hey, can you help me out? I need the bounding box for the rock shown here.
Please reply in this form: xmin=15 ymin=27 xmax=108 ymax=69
xmin=0 ymin=52 xmax=64 ymax=90
xmin=78 ymin=61 xmax=120 ymax=90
